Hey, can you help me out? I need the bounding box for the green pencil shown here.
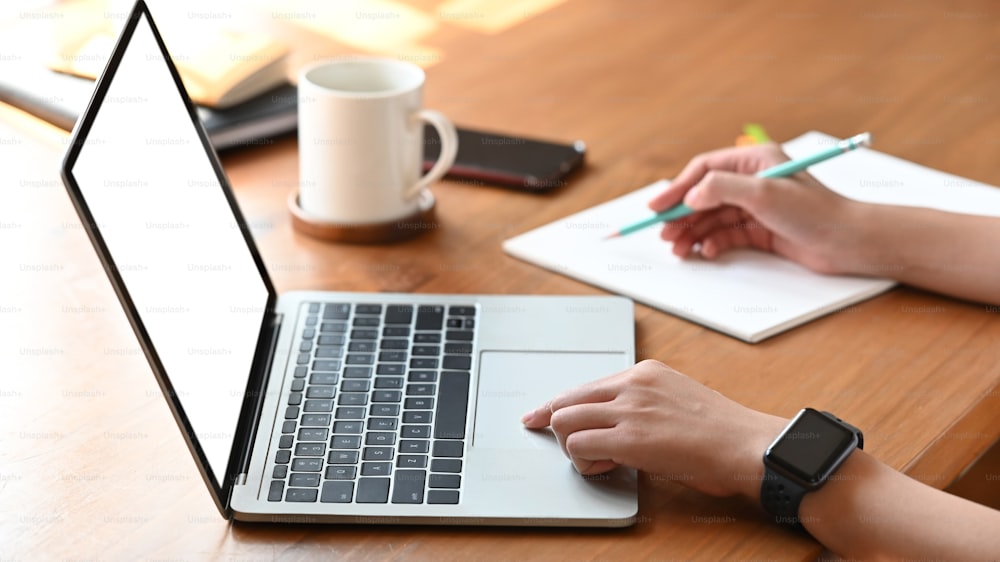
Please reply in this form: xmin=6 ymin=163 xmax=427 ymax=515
xmin=604 ymin=132 xmax=872 ymax=239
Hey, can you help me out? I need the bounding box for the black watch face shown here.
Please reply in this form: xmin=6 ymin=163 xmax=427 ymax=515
xmin=767 ymin=409 xmax=857 ymax=485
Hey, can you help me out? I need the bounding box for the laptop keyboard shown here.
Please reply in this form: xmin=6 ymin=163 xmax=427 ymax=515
xmin=267 ymin=302 xmax=475 ymax=505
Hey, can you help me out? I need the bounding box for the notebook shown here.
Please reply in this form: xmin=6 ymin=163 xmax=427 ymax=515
xmin=504 ymin=132 xmax=1000 ymax=342
xmin=59 ymin=0 xmax=637 ymax=526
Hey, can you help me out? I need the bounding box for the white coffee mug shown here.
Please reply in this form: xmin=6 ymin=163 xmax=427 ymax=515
xmin=297 ymin=57 xmax=458 ymax=224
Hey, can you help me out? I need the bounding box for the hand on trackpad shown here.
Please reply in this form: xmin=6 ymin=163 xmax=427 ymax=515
xmin=471 ymin=351 xmax=625 ymax=450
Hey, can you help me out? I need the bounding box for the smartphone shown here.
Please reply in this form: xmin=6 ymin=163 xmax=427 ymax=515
xmin=423 ymin=125 xmax=586 ymax=192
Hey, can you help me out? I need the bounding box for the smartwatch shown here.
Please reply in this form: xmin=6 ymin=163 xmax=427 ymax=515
xmin=761 ymin=408 xmax=863 ymax=533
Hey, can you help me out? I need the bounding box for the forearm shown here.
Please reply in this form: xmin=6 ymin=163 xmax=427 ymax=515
xmin=798 ymin=450 xmax=1000 ymax=559
xmin=850 ymin=203 xmax=1000 ymax=305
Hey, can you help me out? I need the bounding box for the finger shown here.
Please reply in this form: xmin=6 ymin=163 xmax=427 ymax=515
xmin=647 ymin=145 xmax=788 ymax=212
xmin=667 ymin=207 xmax=745 ymax=257
xmin=683 ymin=170 xmax=771 ymax=215
xmin=521 ymin=372 xmax=624 ymax=427
xmin=563 ymin=428 xmax=626 ymax=475
xmin=699 ymin=221 xmax=773 ymax=259
xmin=546 ymin=402 xmax=620 ymax=461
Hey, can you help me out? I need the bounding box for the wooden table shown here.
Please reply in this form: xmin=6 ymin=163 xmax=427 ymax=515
xmin=2 ymin=0 xmax=999 ymax=559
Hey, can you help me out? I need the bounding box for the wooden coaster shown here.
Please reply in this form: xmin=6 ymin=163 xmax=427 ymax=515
xmin=287 ymin=190 xmax=438 ymax=244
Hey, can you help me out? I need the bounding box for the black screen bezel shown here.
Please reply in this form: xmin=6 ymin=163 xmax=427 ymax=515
xmin=58 ymin=0 xmax=279 ymax=518
xmin=764 ymin=408 xmax=860 ymax=486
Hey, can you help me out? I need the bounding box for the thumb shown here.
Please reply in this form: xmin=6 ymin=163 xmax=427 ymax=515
xmin=683 ymin=170 xmax=770 ymax=214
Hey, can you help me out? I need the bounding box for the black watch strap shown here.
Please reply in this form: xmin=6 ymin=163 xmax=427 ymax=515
xmin=760 ymin=468 xmax=810 ymax=533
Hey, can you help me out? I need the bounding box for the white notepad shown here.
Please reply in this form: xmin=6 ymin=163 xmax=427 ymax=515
xmin=503 ymin=131 xmax=1000 ymax=342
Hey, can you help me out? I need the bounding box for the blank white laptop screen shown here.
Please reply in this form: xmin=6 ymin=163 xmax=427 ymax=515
xmin=68 ymin=14 xmax=269 ymax=489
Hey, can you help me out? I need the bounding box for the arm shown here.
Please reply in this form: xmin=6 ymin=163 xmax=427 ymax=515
xmin=522 ymin=360 xmax=1000 ymax=559
xmin=649 ymin=145 xmax=1000 ymax=305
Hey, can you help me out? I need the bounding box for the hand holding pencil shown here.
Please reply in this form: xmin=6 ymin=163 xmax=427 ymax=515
xmin=628 ymin=137 xmax=875 ymax=275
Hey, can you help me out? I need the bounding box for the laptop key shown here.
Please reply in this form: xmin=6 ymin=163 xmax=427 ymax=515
xmin=443 ymin=355 xmax=472 ymax=370
xmin=368 ymin=417 xmax=398 ymax=430
xmin=298 ymin=428 xmax=328 ymax=441
xmin=356 ymin=477 xmax=390 ymax=503
xmin=403 ymin=411 xmax=432 ymax=424
xmin=397 ymin=455 xmax=428 ymax=468
xmin=302 ymin=329 xmax=316 ymax=340
xmin=310 ymin=373 xmax=338 ymax=385
xmin=293 ymin=366 xmax=307 ymax=378
xmin=446 ymin=318 xmax=462 ymax=329
xmin=346 ymin=354 xmax=374 ymax=365
xmin=405 ymin=397 xmax=434 ymax=410
xmin=427 ymin=490 xmax=460 ymax=504
xmin=299 ymin=340 xmax=313 ymax=353
xmin=267 ymin=480 xmax=284 ymax=501
xmin=320 ymin=322 xmax=347 ymax=333
xmin=416 ymin=306 xmax=444 ymax=330
xmin=348 ymin=340 xmax=376 ymax=352
xmin=380 ymin=338 xmax=408 ymax=349
xmin=304 ymin=399 xmax=334 ymax=412
xmin=296 ymin=353 xmax=310 ymax=365
xmin=272 ymin=465 xmax=288 ymax=478
xmin=351 ymin=329 xmax=378 ymax=340
xmin=325 ymin=465 xmax=357 ymax=480
xmin=278 ymin=435 xmax=293 ymax=449
xmin=287 ymin=392 xmax=302 ymax=406
xmin=363 ymin=447 xmax=394 ymax=461
xmin=435 ymin=371 xmax=470 ymax=439
xmin=353 ymin=316 xmax=380 ymax=327
xmin=335 ymin=406 xmax=365 ymax=419
xmin=407 ymin=384 xmax=435 ymax=396
xmin=374 ymin=376 xmax=404 ymax=389
xmin=312 ymin=360 xmax=342 ymax=372
xmin=291 ymin=458 xmax=323 ymax=472
xmin=430 ymin=458 xmax=462 ymax=473
xmin=331 ymin=435 xmax=361 ymax=449
xmin=329 ymin=450 xmax=359 ymax=464
xmin=365 ymin=432 xmax=396 ymax=445
xmin=323 ymin=303 xmax=350 ymax=320
xmin=384 ymin=305 xmax=413 ymax=325
xmin=391 ymin=469 xmax=426 ymax=504
xmin=295 ymin=443 xmax=326 ymax=457
xmin=376 ymin=364 xmax=404 ymax=375
xmin=383 ymin=326 xmax=410 ymax=337
xmin=361 ymin=461 xmax=392 ymax=476
xmin=333 ymin=421 xmax=363 ymax=434
xmin=411 ymin=345 xmax=440 ymax=356
xmin=371 ymin=404 xmax=399 ymax=416
xmin=281 ymin=420 xmax=296 ymax=434
xmin=402 ymin=425 xmax=431 ymax=438
xmin=341 ymin=380 xmax=370 ymax=392
xmin=284 ymin=406 xmax=299 ymax=420
xmin=306 ymin=386 xmax=335 ymax=399
xmin=372 ymin=390 xmax=402 ymax=403
xmin=400 ymin=440 xmax=430 ymax=454
xmin=432 ymin=440 xmax=464 ymax=458
xmin=338 ymin=393 xmax=367 ymax=406
xmin=429 ymin=474 xmax=461 ymax=489
xmin=413 ymin=333 xmax=441 ymax=343
xmin=320 ymin=481 xmax=354 ymax=503
xmin=343 ymin=367 xmax=373 ymax=379
xmin=356 ymin=304 xmax=382 ymax=315
xmin=315 ymin=346 xmax=344 ymax=358
xmin=308 ymin=303 xmax=321 ymax=313
xmin=301 ymin=414 xmax=331 ymax=426
xmin=318 ymin=334 xmax=346 ymax=346
xmin=286 ymin=488 xmax=318 ymax=502
xmin=291 ymin=379 xmax=305 ymax=392
xmin=449 ymin=306 xmax=476 ymax=316
xmin=410 ymin=358 xmax=438 ymax=369
xmin=444 ymin=343 xmax=473 ymax=354
xmin=445 ymin=330 xmax=474 ymax=342
xmin=290 ymin=473 xmax=321 ymax=487
xmin=408 ymin=370 xmax=436 ymax=382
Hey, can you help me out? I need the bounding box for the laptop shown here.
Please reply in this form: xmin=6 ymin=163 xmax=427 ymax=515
xmin=60 ymin=1 xmax=637 ymax=526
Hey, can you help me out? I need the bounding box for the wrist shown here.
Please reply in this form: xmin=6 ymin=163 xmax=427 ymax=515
xmin=837 ymin=201 xmax=895 ymax=277
xmin=731 ymin=413 xmax=788 ymax=501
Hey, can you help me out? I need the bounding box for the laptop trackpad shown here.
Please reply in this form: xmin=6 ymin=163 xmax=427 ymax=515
xmin=472 ymin=351 xmax=626 ymax=450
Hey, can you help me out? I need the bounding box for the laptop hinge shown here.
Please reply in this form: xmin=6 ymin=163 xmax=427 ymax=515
xmin=233 ymin=312 xmax=283 ymax=487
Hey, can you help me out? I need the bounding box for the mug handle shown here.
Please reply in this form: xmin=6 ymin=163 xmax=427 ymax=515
xmin=405 ymin=109 xmax=458 ymax=200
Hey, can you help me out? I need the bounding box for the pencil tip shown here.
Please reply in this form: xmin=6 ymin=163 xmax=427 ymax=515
xmin=603 ymin=232 xmax=620 ymax=240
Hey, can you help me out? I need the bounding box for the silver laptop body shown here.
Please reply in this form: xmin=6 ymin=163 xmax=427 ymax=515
xmin=61 ymin=0 xmax=637 ymax=527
